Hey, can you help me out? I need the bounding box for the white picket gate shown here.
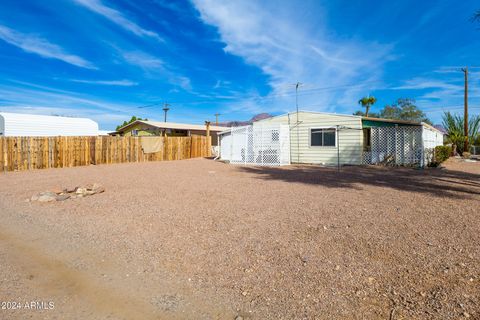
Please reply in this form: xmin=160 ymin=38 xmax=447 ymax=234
xmin=219 ymin=124 xmax=290 ymax=166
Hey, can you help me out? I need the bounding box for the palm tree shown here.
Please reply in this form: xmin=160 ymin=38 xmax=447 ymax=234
xmin=442 ymin=112 xmax=480 ymax=154
xmin=469 ymin=115 xmax=480 ymax=147
xmin=358 ymin=96 xmax=377 ymax=117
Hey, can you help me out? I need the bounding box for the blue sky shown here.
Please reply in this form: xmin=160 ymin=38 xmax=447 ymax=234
xmin=0 ymin=0 xmax=479 ymax=130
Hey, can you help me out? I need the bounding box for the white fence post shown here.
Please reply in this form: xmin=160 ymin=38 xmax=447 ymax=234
xmin=244 ymin=126 xmax=248 ymax=165
xmin=230 ymin=127 xmax=233 ymax=162
xmin=260 ymin=125 xmax=264 ymax=166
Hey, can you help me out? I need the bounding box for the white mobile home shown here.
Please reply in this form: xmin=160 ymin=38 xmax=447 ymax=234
xmin=0 ymin=112 xmax=99 ymax=136
xmin=256 ymin=111 xmax=363 ymax=165
xmin=219 ymin=111 xmax=444 ymax=167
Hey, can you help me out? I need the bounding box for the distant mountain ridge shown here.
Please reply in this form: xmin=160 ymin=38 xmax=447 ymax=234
xmin=218 ymin=113 xmax=273 ymax=127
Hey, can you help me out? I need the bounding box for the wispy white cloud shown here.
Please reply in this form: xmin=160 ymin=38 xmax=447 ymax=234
xmin=191 ymin=0 xmax=394 ymax=113
xmin=174 ymin=76 xmax=192 ymax=91
xmin=433 ymin=66 xmax=466 ymax=74
xmin=309 ymin=45 xmax=354 ymax=65
xmin=213 ymin=80 xmax=231 ymax=89
xmin=121 ymin=50 xmax=164 ymax=70
xmin=0 ymin=105 xmax=127 ymax=124
xmin=391 ymin=75 xmax=480 ymax=103
xmin=0 ymin=24 xmax=95 ymax=69
xmin=0 ymin=82 xmax=134 ymax=114
xmin=119 ymin=49 xmax=193 ymax=91
xmin=389 ymin=75 xmax=480 ymax=123
xmin=0 ymin=82 xmax=142 ymax=129
xmin=70 ymin=79 xmax=138 ymax=86
xmin=392 ymin=78 xmax=462 ymax=91
xmin=73 ymin=0 xmax=163 ymax=41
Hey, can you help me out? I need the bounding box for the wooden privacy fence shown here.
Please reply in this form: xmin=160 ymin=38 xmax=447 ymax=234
xmin=0 ymin=135 xmax=211 ymax=172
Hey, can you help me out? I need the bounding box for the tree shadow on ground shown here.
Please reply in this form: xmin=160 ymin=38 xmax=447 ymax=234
xmin=238 ymin=164 xmax=480 ymax=200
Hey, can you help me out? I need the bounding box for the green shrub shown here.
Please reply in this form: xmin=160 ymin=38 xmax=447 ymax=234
xmin=434 ymin=145 xmax=452 ymax=164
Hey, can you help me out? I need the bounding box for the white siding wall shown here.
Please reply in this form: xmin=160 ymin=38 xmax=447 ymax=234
xmin=422 ymin=125 xmax=444 ymax=149
xmin=0 ymin=113 xmax=99 ymax=136
xmin=255 ymin=112 xmax=363 ymax=165
xmin=220 ymin=132 xmax=232 ymax=161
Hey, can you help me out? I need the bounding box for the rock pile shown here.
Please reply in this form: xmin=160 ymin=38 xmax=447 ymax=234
xmin=29 ymin=183 xmax=105 ymax=202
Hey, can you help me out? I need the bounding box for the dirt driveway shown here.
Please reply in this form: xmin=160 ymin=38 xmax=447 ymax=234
xmin=0 ymin=158 xmax=479 ymax=319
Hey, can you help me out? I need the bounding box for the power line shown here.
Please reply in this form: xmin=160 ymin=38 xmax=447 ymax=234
xmin=135 ymin=80 xmax=386 ymax=108
xmin=132 ymin=73 xmax=480 ymax=111
xmin=138 ymin=102 xmax=162 ymax=109
xmin=95 ymin=74 xmax=480 ymax=121
xmin=148 ymin=70 xmax=480 ymax=108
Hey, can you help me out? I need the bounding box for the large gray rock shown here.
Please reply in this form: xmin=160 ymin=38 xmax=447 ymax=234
xmin=37 ymin=192 xmax=57 ymax=202
xmin=75 ymin=188 xmax=87 ymax=195
xmin=84 ymin=183 xmax=105 ymax=195
xmin=56 ymin=194 xmax=71 ymax=201
xmin=31 ymin=183 xmax=105 ymax=203
xmin=92 ymin=184 xmax=105 ymax=194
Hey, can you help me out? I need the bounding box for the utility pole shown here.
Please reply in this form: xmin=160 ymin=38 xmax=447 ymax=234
xmin=214 ymin=113 xmax=222 ymax=126
xmin=162 ymin=102 xmax=171 ymax=122
xmin=462 ymin=67 xmax=468 ymax=152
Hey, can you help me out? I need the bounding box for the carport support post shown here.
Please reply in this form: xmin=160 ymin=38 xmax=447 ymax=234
xmin=420 ymin=126 xmax=425 ymax=168
xmin=205 ymin=121 xmax=211 ymax=157
xmin=337 ymin=125 xmax=340 ymax=172
xmin=394 ymin=124 xmax=398 ymax=165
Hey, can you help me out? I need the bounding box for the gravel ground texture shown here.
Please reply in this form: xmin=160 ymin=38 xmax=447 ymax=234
xmin=0 ymin=157 xmax=479 ymax=319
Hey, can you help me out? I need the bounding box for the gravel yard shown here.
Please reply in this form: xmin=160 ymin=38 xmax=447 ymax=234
xmin=0 ymin=158 xmax=479 ymax=319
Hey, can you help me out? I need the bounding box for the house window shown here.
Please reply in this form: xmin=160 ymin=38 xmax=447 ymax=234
xmin=310 ymin=128 xmax=336 ymax=147
xmin=131 ymin=129 xmax=138 ymax=136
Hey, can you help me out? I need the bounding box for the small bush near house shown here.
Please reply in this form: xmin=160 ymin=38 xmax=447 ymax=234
xmin=433 ymin=145 xmax=452 ymax=165
xmin=462 ymin=152 xmax=471 ymax=159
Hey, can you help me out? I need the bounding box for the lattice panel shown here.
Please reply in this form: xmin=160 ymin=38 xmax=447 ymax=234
xmin=363 ymin=126 xmax=426 ymax=166
xmin=222 ymin=124 xmax=290 ymax=166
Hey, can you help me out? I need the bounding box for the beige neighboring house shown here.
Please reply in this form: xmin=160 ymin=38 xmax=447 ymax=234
xmin=113 ymin=120 xmax=228 ymax=146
